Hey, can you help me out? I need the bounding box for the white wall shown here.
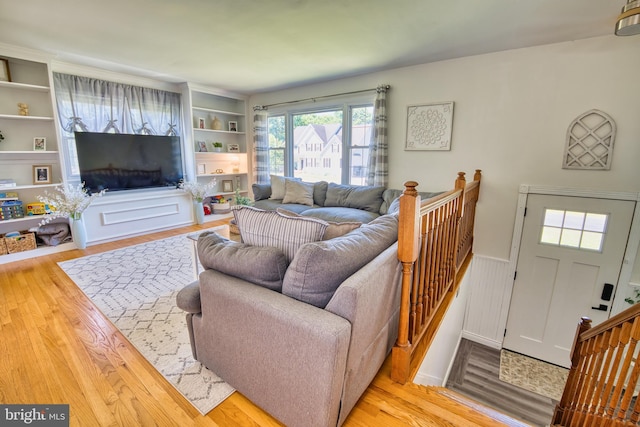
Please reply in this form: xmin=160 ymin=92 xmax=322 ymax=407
xmin=249 ymin=34 xmax=640 ymax=345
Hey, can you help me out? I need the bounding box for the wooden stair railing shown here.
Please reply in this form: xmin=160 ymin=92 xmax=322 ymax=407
xmin=553 ymin=303 xmax=640 ymax=426
xmin=391 ymin=170 xmax=481 ymax=384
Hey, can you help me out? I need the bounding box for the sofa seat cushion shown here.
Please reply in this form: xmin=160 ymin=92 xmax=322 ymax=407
xmin=233 ymin=206 xmax=328 ymax=262
xmin=276 ymin=208 xmax=362 ymax=240
xmin=253 ymin=199 xmax=314 ymax=214
xmin=301 ymin=207 xmax=379 ymax=224
xmin=282 ymin=214 xmax=399 ymax=308
xmin=324 ymin=183 xmax=385 ymax=213
xmin=197 ymin=231 xmax=289 ymax=291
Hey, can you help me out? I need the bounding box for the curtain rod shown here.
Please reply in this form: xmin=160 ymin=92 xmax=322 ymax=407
xmin=254 ymin=84 xmax=390 ymax=111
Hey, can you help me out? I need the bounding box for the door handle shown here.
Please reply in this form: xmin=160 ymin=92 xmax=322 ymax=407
xmin=601 ymin=283 xmax=614 ymax=301
xmin=591 ymin=304 xmax=608 ymax=311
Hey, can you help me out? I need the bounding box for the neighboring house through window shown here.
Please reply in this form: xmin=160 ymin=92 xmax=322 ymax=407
xmin=266 ymin=98 xmax=373 ymax=185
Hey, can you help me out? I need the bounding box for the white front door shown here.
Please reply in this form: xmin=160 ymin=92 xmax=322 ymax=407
xmin=503 ymin=194 xmax=635 ymax=368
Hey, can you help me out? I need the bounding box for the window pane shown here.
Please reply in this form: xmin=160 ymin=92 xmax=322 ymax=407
xmin=560 ymin=229 xmax=582 ymax=247
xmin=581 ymin=231 xmax=604 ymax=251
xmin=563 ymin=211 xmax=585 ymax=230
xmin=349 ymin=106 xmax=373 ymax=185
xmin=268 ymin=116 xmax=285 ymax=175
xmin=541 ymin=226 xmax=561 ymax=245
xmin=292 ymin=110 xmax=342 ymax=183
xmin=584 ymin=213 xmax=608 ymax=232
xmin=544 ymin=209 xmax=565 ymax=227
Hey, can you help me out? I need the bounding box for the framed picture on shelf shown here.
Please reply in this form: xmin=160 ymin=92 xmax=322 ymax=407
xmin=228 ymin=121 xmax=238 ymax=132
xmin=33 ymin=165 xmax=52 ymax=185
xmin=222 ymin=179 xmax=233 ymax=192
xmin=0 ymin=59 xmax=10 ymax=82
xmin=197 ymin=163 xmax=206 ymax=175
xmin=227 ymin=143 xmax=240 ymax=153
xmin=197 ymin=141 xmax=207 ymax=152
xmin=198 ymin=117 xmax=205 ymax=129
xmin=33 ymin=137 xmax=46 ymax=151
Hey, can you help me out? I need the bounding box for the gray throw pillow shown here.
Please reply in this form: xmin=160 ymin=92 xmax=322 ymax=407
xmin=324 ymin=183 xmax=385 ymax=213
xmin=282 ymin=180 xmax=314 ymax=206
xmin=282 ymin=214 xmax=398 ymax=308
xmin=197 ymin=231 xmax=289 ymax=292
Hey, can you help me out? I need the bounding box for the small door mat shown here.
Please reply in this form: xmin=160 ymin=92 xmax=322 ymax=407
xmin=499 ymin=349 xmax=569 ymax=401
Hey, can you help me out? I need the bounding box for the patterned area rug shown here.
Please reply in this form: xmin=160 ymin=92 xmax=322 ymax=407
xmin=499 ymin=349 xmax=569 ymax=401
xmin=58 ymin=234 xmax=235 ymax=414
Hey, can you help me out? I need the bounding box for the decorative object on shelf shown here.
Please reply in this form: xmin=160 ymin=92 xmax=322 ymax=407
xmin=17 ymin=103 xmax=29 ymax=116
xmin=37 ymin=182 xmax=107 ymax=249
xmin=214 ymin=168 xmax=224 ymax=174
xmin=211 ymin=116 xmax=222 ymax=130
xmin=211 ymin=195 xmax=230 ymax=213
xmin=405 ymin=102 xmax=454 ymax=151
xmin=0 ymin=130 xmax=4 ymax=143
xmin=179 ymin=179 xmax=217 ymax=203
xmin=32 ymin=165 xmax=52 ymax=185
xmin=198 ymin=118 xmax=205 ymax=129
xmin=213 ymin=141 xmax=223 ymax=152
xmin=234 ymin=187 xmax=252 ymax=206
xmin=0 ymin=59 xmax=10 ymax=82
xmin=563 ymin=109 xmax=616 ymax=170
xmin=33 ymin=137 xmax=46 ymax=151
xmin=231 ymin=155 xmax=240 ymax=173
xmin=222 ymin=180 xmax=233 ymax=192
xmin=197 ymin=163 xmax=206 ymax=175
xmin=197 ymin=141 xmax=207 ymax=152
xmin=227 ymin=143 xmax=240 ymax=153
xmin=228 ymin=121 xmax=238 ymax=132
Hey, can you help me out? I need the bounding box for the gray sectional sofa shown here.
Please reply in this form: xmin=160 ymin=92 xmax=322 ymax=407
xmin=252 ymin=178 xmax=441 ymax=223
xmin=177 ymin=213 xmax=402 ymax=427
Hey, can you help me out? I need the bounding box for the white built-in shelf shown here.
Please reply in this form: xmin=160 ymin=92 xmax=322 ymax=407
xmin=197 ymin=173 xmax=247 ymax=178
xmin=0 ymin=151 xmax=59 ymax=159
xmin=195 ymin=151 xmax=246 ymax=156
xmin=0 ymin=215 xmax=47 ymax=225
xmin=0 ymin=114 xmax=54 ymax=121
xmin=193 ymin=128 xmax=246 ymax=135
xmin=192 ymin=106 xmax=245 ymax=117
xmin=0 ymin=183 xmax=60 ymax=191
xmin=0 ymin=80 xmax=50 ymax=92
xmin=0 ymin=197 xmax=19 ymax=201
xmin=0 ymin=241 xmax=76 ymax=265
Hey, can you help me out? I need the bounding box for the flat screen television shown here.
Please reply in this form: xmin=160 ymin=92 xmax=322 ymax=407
xmin=74 ymin=132 xmax=184 ymax=193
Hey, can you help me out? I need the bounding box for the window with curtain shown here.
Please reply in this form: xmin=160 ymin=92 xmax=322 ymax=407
xmin=52 ymin=73 xmax=182 ymax=177
xmin=264 ymin=100 xmax=373 ymax=185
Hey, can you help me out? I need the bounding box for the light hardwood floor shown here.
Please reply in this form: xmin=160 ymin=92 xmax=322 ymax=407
xmin=0 ymin=220 xmax=525 ymax=426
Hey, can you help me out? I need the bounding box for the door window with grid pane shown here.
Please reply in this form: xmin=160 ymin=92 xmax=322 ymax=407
xmin=540 ymin=208 xmax=609 ymax=252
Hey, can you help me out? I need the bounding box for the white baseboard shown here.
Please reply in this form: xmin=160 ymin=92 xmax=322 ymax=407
xmin=461 ymin=330 xmax=502 ymax=350
xmin=441 ymin=333 xmax=463 ymax=386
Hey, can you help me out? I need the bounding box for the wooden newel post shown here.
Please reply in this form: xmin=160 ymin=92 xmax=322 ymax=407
xmin=392 ymin=181 xmax=421 ymax=384
xmin=553 ymin=316 xmax=592 ymax=424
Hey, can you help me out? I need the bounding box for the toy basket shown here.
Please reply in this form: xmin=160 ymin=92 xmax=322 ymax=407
xmin=4 ymin=231 xmax=37 ymax=254
xmin=0 ymin=239 xmax=7 ymax=256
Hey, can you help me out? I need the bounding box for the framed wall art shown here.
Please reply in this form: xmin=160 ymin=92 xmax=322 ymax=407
xmin=405 ymin=102 xmax=454 ymax=151
xmin=227 ymin=143 xmax=240 ymax=153
xmin=0 ymin=59 xmax=11 ymax=82
xmin=33 ymin=165 xmax=52 ymax=185
xmin=222 ymin=180 xmax=233 ymax=192
xmin=33 ymin=137 xmax=46 ymax=151
xmin=228 ymin=121 xmax=238 ymax=132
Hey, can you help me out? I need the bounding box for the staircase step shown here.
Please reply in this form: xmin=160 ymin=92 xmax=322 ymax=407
xmin=419 ymin=385 xmax=534 ymax=427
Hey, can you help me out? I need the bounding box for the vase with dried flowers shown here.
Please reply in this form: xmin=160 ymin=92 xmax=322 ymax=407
xmin=179 ymin=179 xmax=217 ymax=224
xmin=38 ymin=182 xmax=107 ymax=249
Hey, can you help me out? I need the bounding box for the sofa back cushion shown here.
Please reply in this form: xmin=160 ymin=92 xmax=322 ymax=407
xmin=233 ymin=206 xmax=328 ymax=261
xmin=282 ymin=180 xmax=314 ymax=206
xmin=324 ymin=183 xmax=385 ymax=213
xmin=197 ymin=231 xmax=289 ymax=291
xmin=282 ymin=214 xmax=398 ymax=308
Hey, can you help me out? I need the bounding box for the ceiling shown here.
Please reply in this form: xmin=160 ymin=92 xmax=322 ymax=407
xmin=0 ymin=0 xmax=623 ymax=94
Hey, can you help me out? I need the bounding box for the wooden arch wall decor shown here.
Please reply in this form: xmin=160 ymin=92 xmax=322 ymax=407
xmin=563 ymin=109 xmax=616 ymax=170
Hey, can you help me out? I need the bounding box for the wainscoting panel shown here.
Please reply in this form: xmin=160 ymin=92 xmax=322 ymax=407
xmin=462 ymin=255 xmax=512 ymax=348
xmin=82 ymin=189 xmax=194 ymax=245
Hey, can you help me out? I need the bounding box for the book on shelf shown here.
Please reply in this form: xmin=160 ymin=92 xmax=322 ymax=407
xmin=0 ymin=179 xmax=17 ymax=188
